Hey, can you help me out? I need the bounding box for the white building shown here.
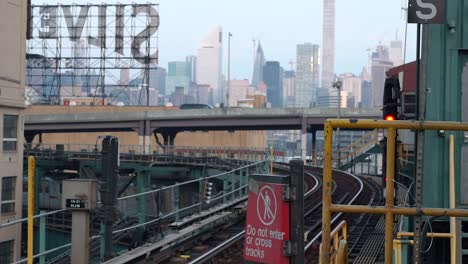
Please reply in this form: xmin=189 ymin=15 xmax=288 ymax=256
xmin=339 ymin=73 xmax=362 ymax=108
xmin=322 ymin=0 xmax=336 ymax=90
xmin=196 ymin=26 xmax=223 ymax=104
xmin=0 ymin=1 xmax=27 ymax=262
xmin=317 ymin=88 xmax=348 ymax=108
xmin=228 ymin=79 xmax=250 ymax=107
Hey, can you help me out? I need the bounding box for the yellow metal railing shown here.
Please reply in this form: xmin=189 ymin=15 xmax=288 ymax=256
xmin=319 ymin=221 xmax=348 ymax=264
xmin=394 ymin=135 xmax=458 ymax=264
xmin=321 ymin=119 xmax=468 ymax=264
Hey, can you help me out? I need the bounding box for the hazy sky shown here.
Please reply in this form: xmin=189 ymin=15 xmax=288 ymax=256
xmin=41 ymin=0 xmax=416 ymax=80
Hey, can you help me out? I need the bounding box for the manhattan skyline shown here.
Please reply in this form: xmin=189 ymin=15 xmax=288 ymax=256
xmin=39 ymin=0 xmax=417 ymax=80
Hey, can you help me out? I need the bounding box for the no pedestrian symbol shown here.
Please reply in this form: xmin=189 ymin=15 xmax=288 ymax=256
xmin=244 ymin=176 xmax=290 ymax=264
xmin=256 ymin=185 xmax=277 ymax=226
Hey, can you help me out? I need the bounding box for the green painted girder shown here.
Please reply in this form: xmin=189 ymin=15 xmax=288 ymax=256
xmin=424 ymin=0 xmax=465 ymax=208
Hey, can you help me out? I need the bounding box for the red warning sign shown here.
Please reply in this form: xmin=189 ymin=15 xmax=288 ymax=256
xmin=244 ymin=175 xmax=290 ymax=264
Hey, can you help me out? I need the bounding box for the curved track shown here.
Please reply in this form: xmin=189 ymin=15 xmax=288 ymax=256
xmin=162 ymin=166 xmax=321 ymax=264
xmin=126 ymin=164 xmax=382 ymax=264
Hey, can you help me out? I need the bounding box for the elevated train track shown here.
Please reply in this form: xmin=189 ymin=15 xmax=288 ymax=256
xmin=194 ymin=167 xmax=382 ymax=264
xmin=113 ymin=164 xmax=383 ymax=263
xmin=29 ymin=146 xmax=383 ymax=263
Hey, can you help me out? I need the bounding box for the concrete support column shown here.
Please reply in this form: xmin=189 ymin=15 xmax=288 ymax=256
xmin=137 ymin=136 xmax=144 ymax=154
xmin=301 ymin=132 xmax=307 ymax=162
xmin=24 ymin=132 xmax=37 ymax=148
xmin=137 ymin=121 xmax=152 ymax=154
xmin=144 ymin=121 xmax=151 ymax=154
xmin=301 ymin=118 xmax=307 ymax=161
xmin=71 ymin=211 xmax=90 ymax=264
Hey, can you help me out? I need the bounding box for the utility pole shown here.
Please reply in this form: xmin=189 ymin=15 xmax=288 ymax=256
xmin=101 ymin=136 xmax=119 ymax=261
xmin=333 ymin=79 xmax=343 ymax=167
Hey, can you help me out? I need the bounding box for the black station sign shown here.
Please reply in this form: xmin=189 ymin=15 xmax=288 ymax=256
xmin=66 ymin=199 xmax=86 ymax=209
xmin=408 ymin=0 xmax=445 ymax=24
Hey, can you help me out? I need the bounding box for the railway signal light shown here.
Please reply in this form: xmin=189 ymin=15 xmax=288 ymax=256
xmin=204 ymin=181 xmax=213 ymax=204
xmin=383 ymin=75 xmax=401 ymax=121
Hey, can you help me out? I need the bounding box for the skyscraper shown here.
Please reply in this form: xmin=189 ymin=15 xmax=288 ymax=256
xmin=149 ymin=66 xmax=166 ymax=96
xmin=339 ymin=72 xmax=362 ymax=108
xmin=371 ymin=45 xmax=393 ymax=107
xmin=263 ymin=61 xmax=283 ymax=108
xmin=322 ymin=0 xmax=336 ymax=90
xmin=390 ymin=40 xmax=403 ymax=67
xmin=186 ymin=55 xmax=197 ymax=84
xmin=283 ymin=70 xmax=296 ymax=107
xmin=361 ymin=80 xmax=373 ymax=108
xmin=252 ymin=41 xmax=265 ymax=87
xmin=296 ymin=43 xmax=320 ymax=107
xmin=196 ymin=26 xmax=223 ymax=104
xmin=166 ymin=62 xmax=190 ymax=96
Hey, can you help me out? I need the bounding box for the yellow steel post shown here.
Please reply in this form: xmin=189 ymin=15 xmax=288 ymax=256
xmin=385 ymin=127 xmax=396 ymax=264
xmin=336 ymin=240 xmax=348 ymax=264
xmin=28 ymin=156 xmax=35 ymax=264
xmin=321 ymin=121 xmax=334 ymax=264
xmin=394 ymin=240 xmax=402 ymax=264
xmin=449 ymin=135 xmax=457 ymax=264
xmin=319 ymin=244 xmax=323 ymax=264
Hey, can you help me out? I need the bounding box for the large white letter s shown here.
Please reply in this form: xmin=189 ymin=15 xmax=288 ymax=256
xmin=416 ymin=0 xmax=437 ymax=20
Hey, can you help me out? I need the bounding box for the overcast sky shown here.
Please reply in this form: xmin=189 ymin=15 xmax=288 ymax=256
xmin=40 ymin=0 xmax=416 ymax=80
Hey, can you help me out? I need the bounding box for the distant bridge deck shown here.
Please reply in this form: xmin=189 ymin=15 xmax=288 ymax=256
xmin=24 ymin=107 xmax=381 ymax=134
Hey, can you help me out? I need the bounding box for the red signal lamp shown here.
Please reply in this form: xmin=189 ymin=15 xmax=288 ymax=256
xmin=385 ymin=115 xmax=396 ymax=121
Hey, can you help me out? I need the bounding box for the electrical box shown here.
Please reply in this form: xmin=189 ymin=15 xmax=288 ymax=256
xmin=62 ymin=179 xmax=97 ymax=210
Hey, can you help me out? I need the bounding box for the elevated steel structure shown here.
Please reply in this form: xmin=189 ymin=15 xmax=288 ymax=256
xmin=27 ymin=3 xmax=159 ymax=105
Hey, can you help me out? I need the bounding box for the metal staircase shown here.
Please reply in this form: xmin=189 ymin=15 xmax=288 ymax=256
xmin=339 ymin=130 xmax=383 ymax=172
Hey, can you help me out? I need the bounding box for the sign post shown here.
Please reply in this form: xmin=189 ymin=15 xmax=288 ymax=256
xmin=244 ymin=174 xmax=291 ymax=264
xmin=62 ymin=179 xmax=97 ymax=264
xmin=289 ymin=160 xmax=304 ymax=264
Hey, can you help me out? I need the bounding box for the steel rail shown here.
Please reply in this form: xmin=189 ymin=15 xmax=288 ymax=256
xmin=188 ymin=231 xmax=246 ymax=264
xmin=305 ymin=168 xmax=364 ymax=251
